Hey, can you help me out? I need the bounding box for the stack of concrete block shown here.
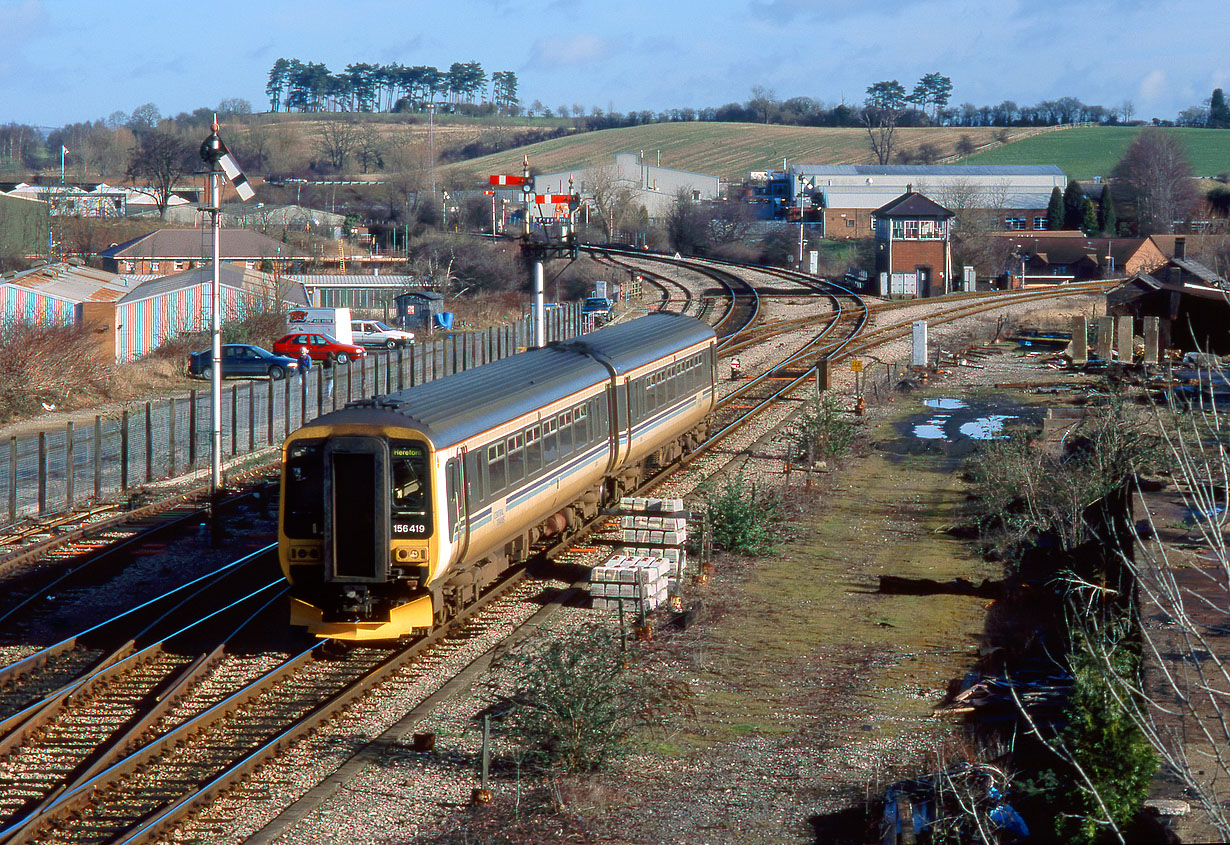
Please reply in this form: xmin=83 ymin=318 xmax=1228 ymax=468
xmin=618 ymin=497 xmax=687 ymax=583
xmin=588 ymin=555 xmax=672 ymax=611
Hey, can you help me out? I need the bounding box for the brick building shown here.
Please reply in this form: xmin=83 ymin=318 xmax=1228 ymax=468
xmin=873 ymin=189 xmax=954 ymax=298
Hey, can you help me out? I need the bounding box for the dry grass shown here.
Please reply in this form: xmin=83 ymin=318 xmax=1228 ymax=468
xmin=0 ymin=322 xmax=119 ymax=424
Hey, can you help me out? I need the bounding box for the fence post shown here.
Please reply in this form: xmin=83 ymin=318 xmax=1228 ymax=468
xmin=301 ymin=373 xmax=308 ymax=428
xmin=267 ymin=378 xmax=275 ymax=446
xmin=169 ymin=397 xmax=177 ymax=477
xmin=9 ymin=436 xmax=16 ymax=522
xmin=360 ymin=357 xmax=367 ymax=398
xmin=189 ymin=389 xmax=198 ymax=468
xmin=144 ymin=402 xmax=152 ymax=482
xmin=93 ymin=416 xmax=101 ymax=502
xmin=37 ymin=432 xmax=46 ymax=516
xmin=231 ymin=385 xmax=239 ymax=456
xmin=397 ymin=347 xmax=405 ymax=391
xmin=65 ymin=421 xmax=74 ymax=510
xmin=248 ymin=382 xmax=256 ymax=453
xmin=284 ymin=374 xmax=292 ymax=439
xmin=122 ymin=410 xmax=130 ymax=491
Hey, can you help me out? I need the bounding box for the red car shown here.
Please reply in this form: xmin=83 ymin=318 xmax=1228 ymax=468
xmin=273 ymin=332 xmax=366 ymax=365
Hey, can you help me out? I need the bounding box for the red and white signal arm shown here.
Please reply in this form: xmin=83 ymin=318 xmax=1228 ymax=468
xmin=535 ymin=194 xmax=575 ymax=204
xmin=488 ymin=174 xmax=526 ymax=186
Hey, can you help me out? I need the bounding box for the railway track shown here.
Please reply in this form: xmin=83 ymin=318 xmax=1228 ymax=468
xmin=0 ymin=566 xmax=562 ymax=844
xmin=0 ymin=246 xmax=1114 ymax=842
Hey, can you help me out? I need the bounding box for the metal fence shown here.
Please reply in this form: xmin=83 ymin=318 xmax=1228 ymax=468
xmin=1 ymin=306 xmax=579 ymax=527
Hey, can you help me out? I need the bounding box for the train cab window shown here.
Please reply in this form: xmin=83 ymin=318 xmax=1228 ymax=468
xmin=487 ymin=442 xmax=506 ymax=493
xmin=526 ymin=425 xmax=542 ymax=475
xmin=543 ymin=418 xmax=558 ymax=465
xmin=558 ymin=410 xmax=572 ymax=456
xmin=507 ymin=432 xmax=525 ymax=483
xmin=283 ymin=439 xmax=323 ymax=538
xmin=390 ymin=440 xmax=432 ymax=536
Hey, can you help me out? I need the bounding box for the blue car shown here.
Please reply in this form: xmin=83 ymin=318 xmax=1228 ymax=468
xmin=188 ymin=344 xmax=299 ymax=380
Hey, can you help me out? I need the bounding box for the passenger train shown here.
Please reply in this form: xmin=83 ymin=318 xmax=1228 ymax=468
xmin=278 ymin=313 xmax=717 ymax=640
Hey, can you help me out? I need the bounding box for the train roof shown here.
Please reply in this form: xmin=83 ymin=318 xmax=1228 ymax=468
xmin=311 ymin=313 xmax=713 ymax=448
xmin=554 ymin=312 xmax=715 ymax=375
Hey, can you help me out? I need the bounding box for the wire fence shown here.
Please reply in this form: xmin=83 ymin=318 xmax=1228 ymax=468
xmin=2 ymin=307 xmax=579 ymax=527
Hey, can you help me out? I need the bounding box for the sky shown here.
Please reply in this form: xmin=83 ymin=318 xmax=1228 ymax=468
xmin=2 ymin=0 xmax=1226 ymax=129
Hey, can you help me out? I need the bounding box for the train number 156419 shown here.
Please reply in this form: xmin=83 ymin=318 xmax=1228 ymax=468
xmin=393 ymin=523 xmax=428 ymax=535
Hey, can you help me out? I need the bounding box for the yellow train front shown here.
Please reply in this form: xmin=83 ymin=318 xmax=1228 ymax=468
xmin=278 ymin=313 xmax=716 ymax=640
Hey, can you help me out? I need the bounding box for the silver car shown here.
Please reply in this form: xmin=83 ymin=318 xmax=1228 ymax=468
xmin=350 ymin=320 xmax=415 ymax=349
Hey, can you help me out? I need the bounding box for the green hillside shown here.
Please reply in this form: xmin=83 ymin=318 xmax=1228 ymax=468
xmin=443 ymin=123 xmax=1038 ymax=184
xmin=962 ymin=126 xmax=1230 ymax=180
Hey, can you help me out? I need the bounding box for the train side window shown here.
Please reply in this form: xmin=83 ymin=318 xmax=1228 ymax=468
xmin=487 ymin=442 xmax=506 ymax=493
xmin=507 ymin=432 xmax=525 ymax=482
xmin=543 ymin=418 xmax=558 ymax=465
xmin=558 ymin=410 xmax=572 ymax=455
xmin=526 ymin=425 xmax=542 ymax=475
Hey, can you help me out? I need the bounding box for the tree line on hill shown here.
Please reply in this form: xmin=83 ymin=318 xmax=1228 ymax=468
xmin=265 ymin=59 xmax=520 ymax=116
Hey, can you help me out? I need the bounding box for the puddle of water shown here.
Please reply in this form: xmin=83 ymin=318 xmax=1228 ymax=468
xmin=958 ymin=415 xmax=1017 ymax=440
xmin=923 ymin=398 xmax=967 ymax=410
xmin=913 ymin=422 xmax=947 ymax=439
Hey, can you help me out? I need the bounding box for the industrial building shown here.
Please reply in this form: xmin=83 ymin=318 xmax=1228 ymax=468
xmin=769 ymin=165 xmax=1067 ymax=239
xmin=532 ymin=152 xmax=719 ymax=222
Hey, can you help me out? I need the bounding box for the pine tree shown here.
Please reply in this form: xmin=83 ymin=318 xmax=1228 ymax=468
xmin=1063 ymin=181 xmax=1086 ymax=230
xmin=1081 ymin=198 xmax=1099 ymax=235
xmin=1098 ymin=184 xmax=1117 ymax=235
xmin=1210 ymin=88 xmax=1230 ymax=129
xmin=1046 ymin=186 xmax=1064 ymax=230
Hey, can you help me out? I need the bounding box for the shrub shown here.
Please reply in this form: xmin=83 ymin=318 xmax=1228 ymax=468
xmin=489 ymin=628 xmax=658 ymax=773
xmin=696 ymin=469 xmax=780 ymax=555
xmin=786 ymin=394 xmax=857 ymax=464
xmin=0 ymin=320 xmax=114 ymax=423
xmin=1020 ymin=623 xmax=1157 ymax=844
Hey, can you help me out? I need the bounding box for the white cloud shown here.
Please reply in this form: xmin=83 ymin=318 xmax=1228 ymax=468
xmin=528 ymin=34 xmax=610 ymax=68
xmin=1138 ymin=69 xmax=1168 ymax=106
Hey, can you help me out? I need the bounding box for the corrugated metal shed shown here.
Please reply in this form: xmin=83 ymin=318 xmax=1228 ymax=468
xmin=115 ymin=266 xmax=309 ymax=361
xmin=0 ymin=263 xmax=132 ymax=328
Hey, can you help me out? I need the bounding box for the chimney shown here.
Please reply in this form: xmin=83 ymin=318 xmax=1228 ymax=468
xmin=1174 ymin=236 xmax=1186 ymax=260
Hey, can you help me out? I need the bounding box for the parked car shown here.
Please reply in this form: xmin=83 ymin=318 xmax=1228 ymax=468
xmin=272 ymin=332 xmax=366 ymax=365
xmin=582 ymin=296 xmax=614 ymax=323
xmin=188 ymin=344 xmax=299 ymax=380
xmin=350 ymin=320 xmax=415 ymax=349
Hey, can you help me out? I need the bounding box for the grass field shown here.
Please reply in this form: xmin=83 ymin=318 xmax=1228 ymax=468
xmin=963 ymin=126 xmax=1230 ymax=180
xmin=442 ymin=123 xmax=1049 ymax=184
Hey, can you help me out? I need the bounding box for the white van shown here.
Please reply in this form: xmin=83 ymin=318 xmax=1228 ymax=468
xmin=286 ymin=307 xmax=354 ymax=345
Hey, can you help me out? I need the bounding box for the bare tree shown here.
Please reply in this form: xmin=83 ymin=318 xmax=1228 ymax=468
xmin=932 ymin=178 xmax=1013 ymax=276
xmin=317 ymin=118 xmax=360 ymax=171
xmin=860 ymin=105 xmax=901 ymax=165
xmin=1112 ymin=128 xmax=1199 ymax=234
xmin=585 ymin=165 xmax=635 ymax=240
xmin=126 ymin=128 xmax=192 ymax=218
xmin=1113 ymin=395 xmax=1230 ymax=840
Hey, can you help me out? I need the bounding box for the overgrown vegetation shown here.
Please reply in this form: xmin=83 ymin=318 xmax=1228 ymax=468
xmin=487 ymin=628 xmax=663 ymax=773
xmin=785 ymin=394 xmax=858 ymax=465
xmin=1021 ymin=624 xmax=1157 ymax=844
xmin=964 ymin=396 xmax=1162 ymax=557
xmin=695 ymin=469 xmax=781 ymax=555
xmin=0 ymin=321 xmax=115 ymax=424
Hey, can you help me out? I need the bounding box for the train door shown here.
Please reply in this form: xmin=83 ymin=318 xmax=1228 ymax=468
xmin=445 ymin=455 xmax=469 ymax=562
xmin=323 ymin=436 xmax=390 ymax=583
